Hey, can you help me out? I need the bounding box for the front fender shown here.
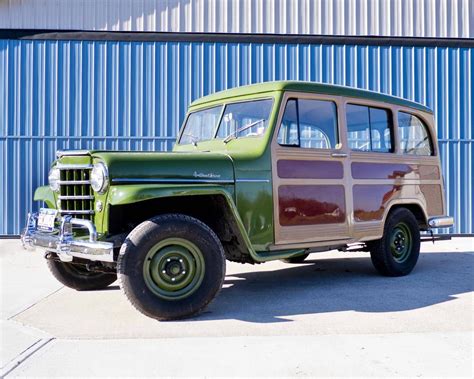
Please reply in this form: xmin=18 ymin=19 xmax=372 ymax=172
xmin=108 ymin=184 xmax=259 ymax=258
xmin=34 ymin=185 xmax=56 ymax=209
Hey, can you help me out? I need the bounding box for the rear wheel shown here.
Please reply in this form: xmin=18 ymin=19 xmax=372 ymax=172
xmin=47 ymin=256 xmax=117 ymax=290
xmin=118 ymin=214 xmax=226 ymax=321
xmin=368 ymin=208 xmax=420 ymax=277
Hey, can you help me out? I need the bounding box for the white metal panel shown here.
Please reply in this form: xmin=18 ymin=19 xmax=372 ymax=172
xmin=0 ymin=0 xmax=472 ymax=38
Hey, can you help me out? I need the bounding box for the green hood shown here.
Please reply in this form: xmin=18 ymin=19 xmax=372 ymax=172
xmin=90 ymin=151 xmax=235 ymax=184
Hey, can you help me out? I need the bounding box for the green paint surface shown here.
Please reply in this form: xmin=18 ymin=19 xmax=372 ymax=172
xmin=189 ymin=81 xmax=432 ymax=113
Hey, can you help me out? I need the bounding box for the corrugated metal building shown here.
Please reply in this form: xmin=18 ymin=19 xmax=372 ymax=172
xmin=0 ymin=0 xmax=473 ymax=235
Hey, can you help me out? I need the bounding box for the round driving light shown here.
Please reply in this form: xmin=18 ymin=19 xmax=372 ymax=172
xmin=48 ymin=167 xmax=61 ymax=192
xmin=90 ymin=162 xmax=109 ymax=193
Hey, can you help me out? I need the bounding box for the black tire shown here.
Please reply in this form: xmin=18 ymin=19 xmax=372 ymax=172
xmin=47 ymin=257 xmax=117 ymax=290
xmin=118 ymin=214 xmax=226 ymax=321
xmin=368 ymin=208 xmax=420 ymax=277
xmin=281 ymin=253 xmax=310 ymax=264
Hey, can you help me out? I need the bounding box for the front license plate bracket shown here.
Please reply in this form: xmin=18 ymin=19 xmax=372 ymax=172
xmin=37 ymin=208 xmax=58 ymax=232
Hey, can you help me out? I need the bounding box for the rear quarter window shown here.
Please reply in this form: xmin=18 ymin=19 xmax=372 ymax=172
xmin=397 ymin=112 xmax=433 ymax=156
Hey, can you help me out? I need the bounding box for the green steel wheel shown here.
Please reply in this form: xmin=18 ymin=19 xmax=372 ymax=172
xmin=143 ymin=238 xmax=206 ymax=300
xmin=389 ymin=222 xmax=413 ymax=264
xmin=46 ymin=255 xmax=117 ymax=291
xmin=368 ymin=208 xmax=420 ymax=277
xmin=118 ymin=214 xmax=226 ymax=321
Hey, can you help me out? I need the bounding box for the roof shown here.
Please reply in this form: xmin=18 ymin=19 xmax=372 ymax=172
xmin=190 ymin=81 xmax=432 ymax=113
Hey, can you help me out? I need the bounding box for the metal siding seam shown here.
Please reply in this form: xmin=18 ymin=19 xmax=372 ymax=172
xmin=0 ymin=0 xmax=471 ymax=38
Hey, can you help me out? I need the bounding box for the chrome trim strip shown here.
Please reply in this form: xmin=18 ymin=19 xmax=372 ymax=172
xmin=58 ymin=180 xmax=91 ymax=185
xmin=59 ymin=210 xmax=95 ymax=215
xmin=428 ymin=216 xmax=454 ymax=228
xmin=235 ymin=179 xmax=271 ymax=183
xmin=56 ymin=150 xmax=91 ymax=158
xmin=58 ymin=195 xmax=94 ymax=200
xmin=111 ymin=178 xmax=234 ymax=184
xmin=56 ymin=164 xmax=93 ymax=170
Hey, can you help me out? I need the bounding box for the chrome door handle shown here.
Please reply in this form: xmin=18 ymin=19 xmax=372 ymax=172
xmin=331 ymin=153 xmax=347 ymax=158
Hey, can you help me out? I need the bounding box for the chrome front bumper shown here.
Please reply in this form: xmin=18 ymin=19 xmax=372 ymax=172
xmin=428 ymin=216 xmax=455 ymax=229
xmin=21 ymin=213 xmax=114 ymax=263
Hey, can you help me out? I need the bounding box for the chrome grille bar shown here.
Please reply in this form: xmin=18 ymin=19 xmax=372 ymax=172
xmin=58 ymin=195 xmax=94 ymax=200
xmin=56 ymin=164 xmax=93 ymax=170
xmin=58 ymin=210 xmax=95 ymax=215
xmin=58 ymin=166 xmax=94 ymax=220
xmin=58 ymin=180 xmax=91 ymax=185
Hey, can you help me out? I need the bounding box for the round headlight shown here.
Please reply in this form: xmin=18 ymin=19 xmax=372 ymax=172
xmin=48 ymin=167 xmax=61 ymax=192
xmin=90 ymin=162 xmax=109 ymax=193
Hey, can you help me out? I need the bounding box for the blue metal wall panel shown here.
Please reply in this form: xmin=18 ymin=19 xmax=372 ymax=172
xmin=0 ymin=40 xmax=472 ymax=234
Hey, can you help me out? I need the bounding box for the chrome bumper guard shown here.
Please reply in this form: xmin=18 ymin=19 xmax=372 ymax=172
xmin=428 ymin=216 xmax=454 ymax=229
xmin=21 ymin=213 xmax=114 ymax=263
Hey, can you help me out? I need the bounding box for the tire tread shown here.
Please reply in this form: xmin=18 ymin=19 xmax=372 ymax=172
xmin=117 ymin=213 xmax=226 ymax=320
xmin=368 ymin=208 xmax=420 ymax=277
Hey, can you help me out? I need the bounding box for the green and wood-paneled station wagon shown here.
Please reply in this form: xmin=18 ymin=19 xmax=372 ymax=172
xmin=22 ymin=81 xmax=454 ymax=320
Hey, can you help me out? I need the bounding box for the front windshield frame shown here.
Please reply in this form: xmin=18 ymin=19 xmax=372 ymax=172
xmin=178 ymin=97 xmax=275 ymax=145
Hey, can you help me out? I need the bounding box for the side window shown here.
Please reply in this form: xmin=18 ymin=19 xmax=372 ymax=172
xmin=346 ymin=104 xmax=393 ymax=153
xmin=398 ymin=112 xmax=433 ymax=156
xmin=370 ymin=107 xmax=392 ymax=152
xmin=277 ymin=98 xmax=338 ymax=149
xmin=347 ymin=105 xmax=370 ymax=151
xmin=298 ymin=99 xmax=338 ymax=149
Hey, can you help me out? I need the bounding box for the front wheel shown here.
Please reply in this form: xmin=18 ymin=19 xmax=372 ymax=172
xmin=47 ymin=256 xmax=117 ymax=290
xmin=368 ymin=208 xmax=420 ymax=277
xmin=118 ymin=214 xmax=226 ymax=321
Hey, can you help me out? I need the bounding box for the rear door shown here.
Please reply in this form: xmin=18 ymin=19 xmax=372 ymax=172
xmin=344 ymin=100 xmax=397 ymax=240
xmin=271 ymin=92 xmax=351 ymax=246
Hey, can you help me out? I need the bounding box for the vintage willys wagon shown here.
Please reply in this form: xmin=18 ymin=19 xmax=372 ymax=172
xmin=22 ymin=81 xmax=453 ymax=320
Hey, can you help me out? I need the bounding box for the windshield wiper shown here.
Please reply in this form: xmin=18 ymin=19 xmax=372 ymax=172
xmin=223 ymin=119 xmax=265 ymax=144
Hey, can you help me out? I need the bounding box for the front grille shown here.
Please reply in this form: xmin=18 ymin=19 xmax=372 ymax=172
xmin=58 ymin=165 xmax=94 ymax=220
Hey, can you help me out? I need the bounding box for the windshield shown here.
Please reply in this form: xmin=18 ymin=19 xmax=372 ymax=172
xmin=179 ymin=98 xmax=273 ymax=145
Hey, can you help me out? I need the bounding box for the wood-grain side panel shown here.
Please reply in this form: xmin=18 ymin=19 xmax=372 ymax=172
xmin=420 ymin=184 xmax=443 ymax=215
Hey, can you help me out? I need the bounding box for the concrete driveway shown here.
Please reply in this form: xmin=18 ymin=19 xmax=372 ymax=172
xmin=1 ymin=238 xmax=473 ymax=377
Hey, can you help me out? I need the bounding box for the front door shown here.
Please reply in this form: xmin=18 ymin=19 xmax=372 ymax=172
xmin=272 ymin=93 xmax=351 ymax=246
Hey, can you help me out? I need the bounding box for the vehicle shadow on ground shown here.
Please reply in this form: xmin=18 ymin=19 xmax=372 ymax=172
xmin=194 ymin=252 xmax=474 ymax=323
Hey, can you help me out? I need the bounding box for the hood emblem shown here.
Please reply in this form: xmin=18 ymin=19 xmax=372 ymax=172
xmin=193 ymin=171 xmax=221 ymax=179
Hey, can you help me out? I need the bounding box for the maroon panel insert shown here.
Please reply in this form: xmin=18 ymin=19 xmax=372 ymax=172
xmin=352 ymin=162 xmax=412 ymax=179
xmin=351 ymin=162 xmax=440 ymax=180
xmin=353 ymin=185 xmax=401 ymax=222
xmin=278 ymin=160 xmax=343 ymax=179
xmin=279 ymin=185 xmax=346 ymax=226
